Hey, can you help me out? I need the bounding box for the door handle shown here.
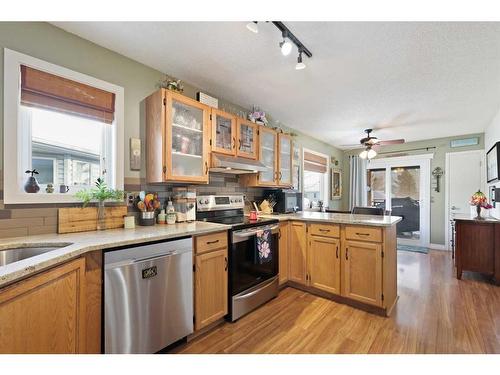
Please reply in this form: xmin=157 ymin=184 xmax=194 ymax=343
xmin=238 ymin=138 xmax=242 ymax=150
xmin=345 ymin=248 xmax=349 ymax=260
xmin=279 ymin=171 xmax=283 ymax=181
xmin=278 ymin=228 xmax=281 ymax=239
xmin=224 ymin=256 xmax=228 ymax=271
xmin=232 ymin=137 xmax=236 ymax=150
xmin=451 ymin=206 xmax=458 ymax=210
xmin=205 ymin=161 xmax=208 ymax=175
xmin=336 ymin=246 xmax=339 ymax=259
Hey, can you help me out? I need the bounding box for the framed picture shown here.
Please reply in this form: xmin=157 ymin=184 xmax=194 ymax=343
xmin=331 ymin=168 xmax=342 ymax=200
xmin=487 ymin=142 xmax=500 ymax=183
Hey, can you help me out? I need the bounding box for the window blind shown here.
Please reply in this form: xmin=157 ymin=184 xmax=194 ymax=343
xmin=304 ymin=151 xmax=328 ymax=173
xmin=20 ymin=65 xmax=115 ymax=124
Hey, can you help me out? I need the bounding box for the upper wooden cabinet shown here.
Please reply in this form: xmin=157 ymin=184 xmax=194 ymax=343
xmin=277 ymin=133 xmax=293 ymax=186
xmin=211 ymin=108 xmax=237 ymax=156
xmin=146 ymin=89 xmax=210 ymax=184
xmin=236 ymin=118 xmax=259 ymax=159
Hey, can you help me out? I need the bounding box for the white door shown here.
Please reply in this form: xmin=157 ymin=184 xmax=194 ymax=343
xmin=445 ymin=150 xmax=485 ymax=249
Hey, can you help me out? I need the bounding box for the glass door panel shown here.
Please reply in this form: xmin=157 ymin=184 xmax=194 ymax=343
xmin=170 ymin=98 xmax=204 ymax=178
xmin=278 ymin=135 xmax=292 ymax=186
xmin=391 ymin=166 xmax=420 ymax=241
xmin=237 ymin=122 xmax=256 ymax=158
xmin=367 ymin=169 xmax=386 ymax=209
xmin=259 ymin=130 xmax=276 ymax=184
xmin=212 ymin=111 xmax=235 ymax=155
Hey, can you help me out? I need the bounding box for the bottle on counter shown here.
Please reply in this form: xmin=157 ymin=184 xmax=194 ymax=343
xmin=166 ymin=200 xmax=176 ymax=224
xmin=157 ymin=209 xmax=166 ymax=224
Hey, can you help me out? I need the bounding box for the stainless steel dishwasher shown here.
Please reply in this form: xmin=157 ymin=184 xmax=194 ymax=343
xmin=104 ymin=237 xmax=193 ymax=354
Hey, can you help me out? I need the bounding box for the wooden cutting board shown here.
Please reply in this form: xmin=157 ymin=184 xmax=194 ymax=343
xmin=58 ymin=206 xmax=128 ymax=234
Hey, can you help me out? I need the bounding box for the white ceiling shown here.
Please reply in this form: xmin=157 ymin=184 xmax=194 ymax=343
xmin=52 ymin=22 xmax=500 ymax=149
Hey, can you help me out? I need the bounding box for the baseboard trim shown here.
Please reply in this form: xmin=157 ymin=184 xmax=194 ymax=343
xmin=429 ymin=243 xmax=448 ymax=251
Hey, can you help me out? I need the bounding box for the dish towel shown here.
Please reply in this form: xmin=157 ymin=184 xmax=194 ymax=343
xmin=256 ymin=229 xmax=272 ymax=264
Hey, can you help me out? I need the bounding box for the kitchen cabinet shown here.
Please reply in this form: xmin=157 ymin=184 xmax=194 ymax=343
xmin=342 ymin=239 xmax=383 ymax=307
xmin=277 ymin=133 xmax=293 ymax=186
xmin=0 ymin=258 xmax=87 ymax=353
xmin=146 ymin=89 xmax=210 ymax=184
xmin=308 ymin=232 xmax=341 ymax=295
xmin=194 ymin=232 xmax=228 ymax=331
xmin=236 ymin=118 xmax=259 ymax=159
xmin=211 ymin=108 xmax=237 ymax=156
xmin=288 ymin=221 xmax=307 ymax=284
xmin=278 ymin=221 xmax=290 ymax=285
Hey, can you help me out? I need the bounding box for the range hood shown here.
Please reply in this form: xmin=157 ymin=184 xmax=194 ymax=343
xmin=210 ymin=154 xmax=269 ymax=175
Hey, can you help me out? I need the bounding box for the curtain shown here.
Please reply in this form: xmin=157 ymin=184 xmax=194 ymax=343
xmin=348 ymin=155 xmax=368 ymax=209
xmin=21 ymin=65 xmax=115 ymax=124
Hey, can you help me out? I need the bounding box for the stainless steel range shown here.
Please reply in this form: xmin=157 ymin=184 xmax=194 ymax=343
xmin=197 ymin=195 xmax=279 ymax=321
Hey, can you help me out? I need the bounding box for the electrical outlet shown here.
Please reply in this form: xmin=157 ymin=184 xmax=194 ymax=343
xmin=127 ymin=192 xmax=139 ymax=207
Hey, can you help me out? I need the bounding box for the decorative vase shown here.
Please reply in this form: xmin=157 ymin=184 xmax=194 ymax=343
xmin=97 ymin=201 xmax=106 ymax=230
xmin=475 ymin=204 xmax=483 ymax=220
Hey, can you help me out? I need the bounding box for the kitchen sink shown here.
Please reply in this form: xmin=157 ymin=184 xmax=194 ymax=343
xmin=0 ymin=243 xmax=73 ymax=267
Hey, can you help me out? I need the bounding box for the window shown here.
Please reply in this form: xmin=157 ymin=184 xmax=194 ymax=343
xmin=3 ymin=49 xmax=124 ymax=204
xmin=302 ymin=149 xmax=329 ymax=209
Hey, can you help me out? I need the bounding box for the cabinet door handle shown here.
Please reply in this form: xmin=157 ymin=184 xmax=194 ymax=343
xmin=336 ymin=246 xmax=339 ymax=259
xmin=355 ymin=232 xmax=370 ymax=237
xmin=345 ymin=248 xmax=349 ymax=260
xmin=224 ymin=256 xmax=228 ymax=271
xmin=232 ymin=137 xmax=236 ymax=150
xmin=278 ymin=228 xmax=282 ymax=239
xmin=279 ymin=171 xmax=283 ymax=181
xmin=238 ymin=138 xmax=242 ymax=150
xmin=206 ymin=239 xmax=219 ymax=245
xmin=205 ymin=161 xmax=208 ymax=175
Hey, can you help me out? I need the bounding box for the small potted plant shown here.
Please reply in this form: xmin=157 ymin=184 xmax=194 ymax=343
xmin=469 ymin=190 xmax=493 ymax=220
xmin=75 ymin=178 xmax=124 ymax=230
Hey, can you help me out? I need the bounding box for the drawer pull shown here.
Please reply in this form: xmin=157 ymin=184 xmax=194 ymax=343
xmin=355 ymin=232 xmax=370 ymax=236
xmin=319 ymin=228 xmax=330 ymax=232
xmin=206 ymin=239 xmax=220 ymax=245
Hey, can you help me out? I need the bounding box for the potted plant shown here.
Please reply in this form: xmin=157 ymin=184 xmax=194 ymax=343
xmin=75 ymin=178 xmax=124 ymax=230
xmin=469 ymin=190 xmax=493 ymax=220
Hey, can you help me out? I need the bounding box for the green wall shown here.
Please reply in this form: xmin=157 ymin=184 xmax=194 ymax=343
xmin=0 ymin=22 xmax=343 ymax=209
xmin=342 ymin=133 xmax=485 ymax=245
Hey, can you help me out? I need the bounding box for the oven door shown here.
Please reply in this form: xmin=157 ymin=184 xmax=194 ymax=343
xmin=230 ymin=224 xmax=279 ymax=296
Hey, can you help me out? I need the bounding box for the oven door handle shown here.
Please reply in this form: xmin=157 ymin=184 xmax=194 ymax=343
xmin=232 ymin=225 xmax=279 ymax=240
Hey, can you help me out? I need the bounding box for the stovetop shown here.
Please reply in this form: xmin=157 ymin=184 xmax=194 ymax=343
xmin=199 ymin=216 xmax=279 ymax=231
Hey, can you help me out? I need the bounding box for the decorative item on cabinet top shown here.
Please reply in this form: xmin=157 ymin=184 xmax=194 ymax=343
xmin=158 ymin=75 xmax=184 ymax=93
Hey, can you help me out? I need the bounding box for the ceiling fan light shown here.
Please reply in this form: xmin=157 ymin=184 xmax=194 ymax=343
xmin=367 ymin=148 xmax=377 ymax=159
xmin=246 ymin=22 xmax=258 ymax=33
xmin=359 ymin=150 xmax=368 ymax=159
xmin=280 ymin=39 xmax=293 ymax=56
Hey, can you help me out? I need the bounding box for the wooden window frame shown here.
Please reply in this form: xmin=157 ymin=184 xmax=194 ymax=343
xmin=3 ymin=48 xmax=124 ymax=204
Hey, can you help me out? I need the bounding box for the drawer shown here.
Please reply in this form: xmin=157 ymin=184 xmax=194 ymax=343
xmin=195 ymin=231 xmax=228 ymax=254
xmin=309 ymin=223 xmax=340 ymax=238
xmin=345 ymin=225 xmax=382 ymax=243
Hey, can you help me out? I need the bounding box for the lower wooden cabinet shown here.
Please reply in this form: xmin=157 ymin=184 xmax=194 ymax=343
xmin=278 ymin=222 xmax=289 ymax=285
xmin=0 ymin=258 xmax=87 ymax=354
xmin=289 ymin=221 xmax=307 ymax=284
xmin=308 ymin=235 xmax=341 ymax=295
xmin=342 ymin=240 xmax=383 ymax=307
xmin=194 ymin=246 xmax=228 ymax=331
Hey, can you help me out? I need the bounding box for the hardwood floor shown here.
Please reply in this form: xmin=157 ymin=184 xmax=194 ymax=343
xmin=173 ymin=250 xmax=500 ymax=354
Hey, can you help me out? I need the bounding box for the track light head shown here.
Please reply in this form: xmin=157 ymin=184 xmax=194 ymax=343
xmin=246 ymin=22 xmax=258 ymax=33
xmin=295 ymin=51 xmax=306 ymax=70
xmin=279 ymin=34 xmax=293 ymax=56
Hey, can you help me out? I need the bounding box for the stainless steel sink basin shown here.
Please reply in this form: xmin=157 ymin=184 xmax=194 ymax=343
xmin=0 ymin=243 xmax=72 ymax=267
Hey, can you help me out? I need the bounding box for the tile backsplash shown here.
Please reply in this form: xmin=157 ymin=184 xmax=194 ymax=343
xmin=0 ymin=173 xmax=266 ymax=238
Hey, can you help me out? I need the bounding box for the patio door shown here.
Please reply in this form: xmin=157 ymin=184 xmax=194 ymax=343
xmin=367 ymin=154 xmax=432 ymax=247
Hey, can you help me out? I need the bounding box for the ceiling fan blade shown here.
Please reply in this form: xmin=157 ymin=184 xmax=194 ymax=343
xmin=378 ymin=139 xmax=405 ymax=145
xmin=339 ymin=143 xmax=362 ymax=148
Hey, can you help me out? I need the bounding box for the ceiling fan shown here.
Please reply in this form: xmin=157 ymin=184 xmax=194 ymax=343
xmin=344 ymin=129 xmax=405 ymax=159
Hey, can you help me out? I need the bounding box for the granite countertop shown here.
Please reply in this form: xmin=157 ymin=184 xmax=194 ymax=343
xmin=0 ymin=221 xmax=230 ymax=288
xmin=257 ymin=212 xmax=402 ymax=226
xmin=452 ymin=213 xmax=500 ymax=222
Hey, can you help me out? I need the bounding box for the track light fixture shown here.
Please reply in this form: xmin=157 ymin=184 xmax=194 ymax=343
xmin=246 ymin=21 xmax=312 ymax=70
xmin=295 ymin=50 xmax=306 ymax=70
xmin=246 ymin=21 xmax=258 ymax=33
xmin=279 ymin=33 xmax=293 ymax=56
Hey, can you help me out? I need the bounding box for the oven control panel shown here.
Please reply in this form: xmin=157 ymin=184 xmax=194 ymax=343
xmin=197 ymin=195 xmax=245 ymax=211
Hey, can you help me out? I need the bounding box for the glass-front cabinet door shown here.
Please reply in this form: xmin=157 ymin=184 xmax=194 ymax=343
xmin=211 ymin=109 xmax=236 ymax=156
xmin=258 ymin=127 xmax=278 ymax=185
xmin=236 ymin=119 xmax=258 ymax=159
xmin=166 ymin=91 xmax=209 ymax=183
xmin=278 ymin=134 xmax=293 ymax=187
